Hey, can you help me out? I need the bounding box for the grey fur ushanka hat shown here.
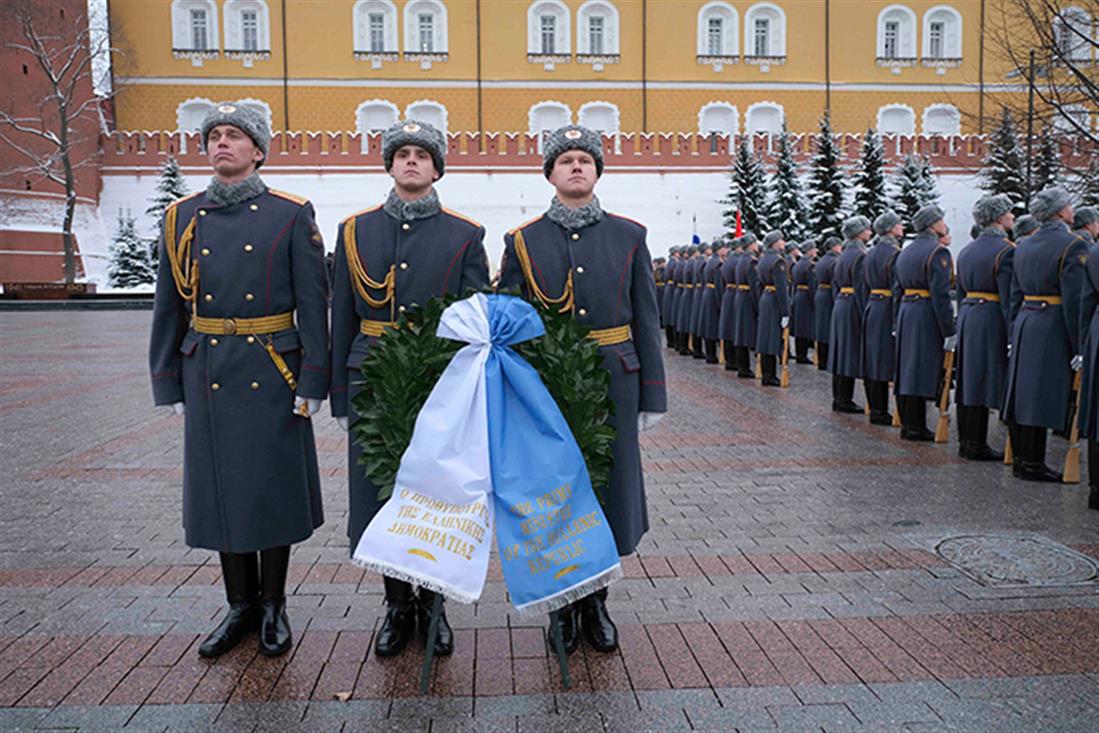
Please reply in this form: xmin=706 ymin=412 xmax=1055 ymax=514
xmin=912 ymin=204 xmax=945 ymax=233
xmin=1014 ymin=215 xmax=1039 ymax=239
xmin=1030 ymin=187 xmax=1072 ymax=222
xmin=842 ymin=216 xmax=871 ymax=240
xmin=973 ymin=193 xmax=1013 ymax=227
xmin=1074 ymin=206 xmax=1098 ymax=229
xmin=201 ymin=101 xmax=270 ymax=166
xmin=382 ymin=119 xmax=447 ymax=178
xmin=542 ymin=125 xmax=605 ymax=178
xmin=873 ymin=210 xmax=901 ymax=236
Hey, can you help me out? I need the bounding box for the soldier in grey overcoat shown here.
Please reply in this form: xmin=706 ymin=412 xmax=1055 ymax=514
xmin=1076 ymin=208 xmax=1099 ymax=510
xmin=892 ymin=205 xmax=956 ymax=441
xmin=1003 ymin=188 xmax=1089 ymax=481
xmin=698 ymin=240 xmax=726 ymax=363
xmin=149 ymin=103 xmax=330 ymax=659
xmin=733 ymin=233 xmax=762 ymax=378
xmin=1014 ymin=214 xmax=1039 ymax=241
xmin=862 ymin=211 xmax=903 ymax=426
xmin=828 ymin=218 xmax=872 ymax=412
xmin=719 ymin=238 xmax=743 ymax=369
xmin=756 ymin=231 xmax=790 ymax=386
xmin=813 ymin=236 xmax=842 ymax=371
xmin=688 ymin=242 xmax=711 ymax=359
xmin=497 ymin=124 xmax=667 ymax=655
xmin=1075 ymin=206 xmax=1099 ymax=245
xmin=662 ymin=247 xmax=681 ymax=346
xmin=673 ymin=245 xmax=697 ymax=354
xmin=331 ymin=119 xmax=490 ymax=658
xmin=790 ymin=240 xmax=817 ymax=364
xmin=654 ymin=257 xmax=667 ymax=323
xmin=955 ymin=194 xmax=1016 ymax=461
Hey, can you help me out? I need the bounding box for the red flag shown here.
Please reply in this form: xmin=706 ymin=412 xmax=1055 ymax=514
xmin=734 ymin=209 xmax=743 ymax=238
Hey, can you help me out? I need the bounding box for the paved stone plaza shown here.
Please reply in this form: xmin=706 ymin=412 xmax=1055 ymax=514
xmin=1 ymin=310 xmax=1098 ymax=732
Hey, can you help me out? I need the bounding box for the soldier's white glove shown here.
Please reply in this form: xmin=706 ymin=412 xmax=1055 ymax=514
xmin=943 ymin=335 xmax=957 ymax=352
xmin=336 ymin=416 xmax=349 ymax=431
xmin=1071 ymin=355 xmax=1084 ymax=372
xmin=780 ymin=316 xmax=790 ymax=329
xmin=293 ymin=396 xmax=324 ymax=418
xmin=167 ymin=402 xmax=185 ymax=416
xmin=638 ymin=412 xmax=665 ymax=432
xmin=1007 ymin=343 xmax=1012 ymax=357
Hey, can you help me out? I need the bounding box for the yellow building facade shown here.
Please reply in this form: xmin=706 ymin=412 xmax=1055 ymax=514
xmin=110 ymin=0 xmax=1038 ymax=135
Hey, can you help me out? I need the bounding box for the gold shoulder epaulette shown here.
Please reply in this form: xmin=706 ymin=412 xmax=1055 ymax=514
xmin=167 ymin=191 xmax=201 ymax=213
xmin=507 ymin=214 xmax=543 ymax=236
xmin=442 ymin=207 xmax=482 ymax=229
xmin=269 ymin=189 xmax=309 ymax=206
xmin=341 ymin=204 xmax=382 ymax=226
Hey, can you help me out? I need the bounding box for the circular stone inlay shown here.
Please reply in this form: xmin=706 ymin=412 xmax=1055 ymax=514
xmin=935 ymin=535 xmax=1099 ymax=587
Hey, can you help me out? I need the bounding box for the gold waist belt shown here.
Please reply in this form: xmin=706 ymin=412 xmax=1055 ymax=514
xmin=588 ymin=324 xmax=630 ymax=346
xmin=870 ymin=289 xmax=892 ymax=296
xmin=726 ymin=283 xmax=737 ymax=289
xmin=796 ymin=284 xmax=810 ymax=290
xmin=839 ymin=287 xmax=855 ymax=295
xmin=763 ymin=285 xmax=776 ymax=292
xmin=192 ymin=312 xmax=294 ymax=336
xmin=360 ymin=319 xmax=399 ymax=337
xmin=656 ymin=280 xmax=665 ymax=286
xmin=819 ymin=284 xmax=832 ymax=289
xmin=677 ymin=284 xmax=686 ymax=289
xmin=1024 ymin=295 xmax=1063 ymax=305
xmin=738 ymin=284 xmax=750 ymax=291
xmin=904 ymin=289 xmax=931 ymax=297
xmin=706 ymin=283 xmax=716 ymax=289
xmin=966 ymin=291 xmax=1001 ymax=302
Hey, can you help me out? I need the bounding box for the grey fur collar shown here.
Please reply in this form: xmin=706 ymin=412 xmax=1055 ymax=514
xmin=1042 ymin=220 xmax=1069 ymax=232
xmin=383 ymin=188 xmax=440 ymax=221
xmin=547 ymin=195 xmax=605 ymax=230
xmin=875 ymin=235 xmax=900 ymax=248
xmin=206 ymin=172 xmax=266 ymax=207
xmin=980 ymin=225 xmax=1008 ymax=238
xmin=843 ymin=239 xmax=867 ymax=251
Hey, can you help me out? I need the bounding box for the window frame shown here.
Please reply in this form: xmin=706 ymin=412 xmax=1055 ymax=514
xmin=743 ymin=3 xmax=786 ymax=60
xmin=576 ymin=0 xmax=620 ymax=57
xmin=876 ymin=4 xmax=918 ymax=64
xmin=403 ymin=0 xmax=449 ymax=56
xmin=353 ymin=0 xmax=399 ymax=57
xmin=527 ymin=1 xmax=571 ymax=58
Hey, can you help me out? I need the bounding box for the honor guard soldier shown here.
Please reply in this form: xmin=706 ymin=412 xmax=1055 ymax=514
xmin=688 ymin=242 xmax=712 ymax=359
xmin=814 ymin=236 xmax=842 ymax=371
xmin=862 ymin=211 xmax=903 ymax=425
xmin=893 ymin=204 xmax=956 ymax=441
xmin=149 ymin=103 xmax=330 ymax=658
xmin=955 ymin=194 xmax=1016 ymax=461
xmin=497 ymin=124 xmax=667 ymax=655
xmin=654 ymin=256 xmax=667 ymax=322
xmin=331 ymin=119 xmax=490 ymax=657
xmin=829 ymin=218 xmax=872 ymax=412
xmin=756 ymin=231 xmax=791 ymax=386
xmin=1076 ymin=207 xmax=1099 ymax=509
xmin=673 ymin=245 xmax=696 ymax=354
xmin=662 ymin=247 xmax=681 ymax=348
xmin=1003 ymin=188 xmax=1088 ymax=481
xmin=1014 ymin=214 xmax=1039 ymax=241
xmin=698 ymin=239 xmax=726 ymax=364
xmin=791 ymin=239 xmax=818 ymax=364
xmin=1075 ymin=206 xmax=1099 ymax=245
xmin=732 ymin=233 xmax=762 ymax=378
xmin=719 ymin=237 xmax=743 ymax=369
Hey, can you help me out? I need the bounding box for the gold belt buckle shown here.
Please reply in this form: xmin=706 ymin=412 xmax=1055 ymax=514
xmin=223 ymin=318 xmax=237 ymax=335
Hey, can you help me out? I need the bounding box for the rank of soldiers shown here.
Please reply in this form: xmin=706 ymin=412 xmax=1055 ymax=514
xmin=150 ymin=104 xmax=666 ymax=662
xmin=659 ymin=191 xmax=1099 ymax=512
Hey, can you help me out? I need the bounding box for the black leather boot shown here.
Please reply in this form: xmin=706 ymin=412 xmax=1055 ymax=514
xmin=417 ymin=589 xmax=453 ymax=656
xmin=704 ymin=338 xmax=719 ymax=364
xmin=199 ymin=552 xmax=260 ymax=658
xmin=795 ymin=338 xmax=812 ymax=364
xmin=548 ymin=602 xmax=579 ymax=654
xmin=579 ymin=588 xmax=618 ymax=652
xmin=817 ymin=342 xmax=829 ymax=371
xmin=723 ymin=340 xmax=737 ymax=371
xmin=1015 ymin=426 xmax=1061 ymax=481
xmin=736 ymin=347 xmax=754 ymax=378
xmin=962 ymin=408 xmax=1002 ymax=461
xmin=676 ymin=332 xmax=690 ymax=355
xmin=665 ymin=325 xmax=675 ymax=348
xmin=258 ymin=545 xmax=292 ymax=656
xmin=761 ymin=354 xmax=780 ymax=386
xmin=832 ymin=375 xmax=862 ymax=413
xmin=374 ymin=577 xmax=417 ymax=657
xmin=692 ymin=334 xmax=705 ymax=359
xmin=867 ymin=381 xmax=891 ymax=425
xmin=899 ymin=396 xmax=935 ymax=441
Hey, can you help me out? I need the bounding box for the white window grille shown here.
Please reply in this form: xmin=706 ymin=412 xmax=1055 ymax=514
xmin=589 ymin=16 xmax=605 ymax=55
xmin=708 ymin=17 xmax=723 ymax=56
xmin=241 ymin=9 xmax=258 ymax=51
xmin=191 ymin=9 xmax=208 ymax=50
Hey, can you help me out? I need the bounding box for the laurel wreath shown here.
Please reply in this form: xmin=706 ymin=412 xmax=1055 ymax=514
xmin=350 ymin=292 xmax=616 ymax=503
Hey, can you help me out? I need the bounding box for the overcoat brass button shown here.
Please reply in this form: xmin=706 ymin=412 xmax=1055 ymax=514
xmin=576 ymin=266 xmax=585 ymax=274
xmin=245 ymin=293 xmax=254 ymax=301
xmin=402 ymin=222 xmax=410 ymax=231
xmin=400 ymin=262 xmax=408 ymax=270
xmin=578 ymin=307 xmax=588 ymax=316
xmin=571 ymin=233 xmax=580 ymax=240
xmin=199 ymin=209 xmax=207 ymax=216
xmin=244 ymin=244 xmax=253 ymax=252
xmin=246 ymin=336 xmax=255 ymax=344
xmin=249 ymin=204 xmax=258 ymax=211
xmin=201 ymin=248 xmax=210 ymax=256
xmin=398 ymin=305 xmax=406 ymax=313
xmin=211 ymin=382 xmax=220 ymax=391
xmin=210 ymin=338 xmax=219 ymax=346
xmin=251 ymin=382 xmax=260 ymax=390
xmin=204 ymin=294 xmax=214 ymax=302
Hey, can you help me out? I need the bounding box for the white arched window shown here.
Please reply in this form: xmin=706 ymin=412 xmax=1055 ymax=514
xmin=529 ymin=101 xmax=572 ymax=151
xmin=697 ymin=2 xmax=738 ymax=59
xmin=877 ymin=104 xmax=916 ymax=135
xmin=171 ymin=0 xmax=219 ymax=60
xmin=577 ymin=1 xmax=620 ymax=56
xmin=922 ymin=104 xmax=960 ymax=135
xmin=877 ymin=5 xmax=918 ymax=62
xmin=355 ymin=99 xmax=399 ymax=133
xmin=176 ymin=97 xmax=215 ymax=132
xmin=744 ymin=3 xmax=785 ymax=58
xmin=527 ymin=1 xmax=570 ymax=56
xmin=223 ymin=0 xmax=270 ymax=54
xmin=1054 ymin=6 xmax=1094 ymax=61
xmin=922 ymin=6 xmax=961 ymax=60
xmin=404 ymin=0 xmax=448 ymax=55
xmin=698 ymin=102 xmax=739 ymax=136
xmin=405 ymin=100 xmax=448 ymax=136
xmin=578 ymin=101 xmax=619 ymax=135
xmin=744 ymin=102 xmax=784 ymax=136
xmin=353 ymin=0 xmax=398 ymax=54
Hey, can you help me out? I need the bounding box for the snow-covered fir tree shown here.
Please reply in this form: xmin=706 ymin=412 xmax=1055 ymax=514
xmin=765 ymin=127 xmax=810 ymax=242
xmin=1031 ymin=126 xmax=1062 ymax=193
xmin=893 ymin=155 xmax=940 ymax=228
xmin=1081 ymin=157 xmax=1099 ymax=208
xmin=851 ymin=129 xmax=890 ymax=222
xmin=144 ymin=156 xmax=189 ymax=269
xmin=807 ymin=113 xmax=846 ymax=241
xmin=981 ymin=108 xmax=1027 ymax=213
xmin=721 ymin=137 xmax=769 ymax=235
xmin=108 ymin=209 xmax=155 ymax=288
